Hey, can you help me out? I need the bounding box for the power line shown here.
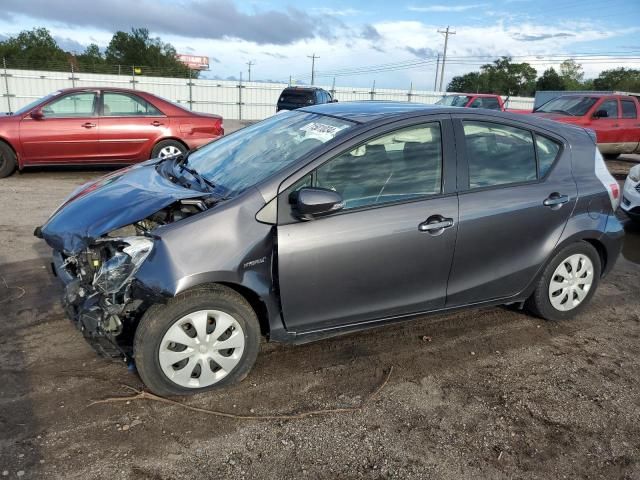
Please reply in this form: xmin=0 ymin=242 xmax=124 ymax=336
xmin=437 ymin=26 xmax=456 ymax=91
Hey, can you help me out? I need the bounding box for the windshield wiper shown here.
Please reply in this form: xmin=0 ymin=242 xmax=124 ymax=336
xmin=178 ymin=163 xmax=216 ymax=192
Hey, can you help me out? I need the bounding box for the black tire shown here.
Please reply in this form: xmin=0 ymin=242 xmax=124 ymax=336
xmin=134 ymin=285 xmax=261 ymax=396
xmin=525 ymin=241 xmax=601 ymax=321
xmin=0 ymin=141 xmax=17 ymax=178
xmin=150 ymin=139 xmax=187 ymax=160
xmin=603 ymin=153 xmax=620 ymax=160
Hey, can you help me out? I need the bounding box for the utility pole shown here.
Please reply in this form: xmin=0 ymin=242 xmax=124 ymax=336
xmin=437 ymin=26 xmax=456 ymax=91
xmin=307 ymin=53 xmax=319 ymax=85
xmin=246 ymin=61 xmax=255 ymax=82
xmin=433 ymin=53 xmax=440 ymax=91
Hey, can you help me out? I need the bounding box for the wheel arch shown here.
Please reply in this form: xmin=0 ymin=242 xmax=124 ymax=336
xmin=217 ymin=281 xmax=271 ymax=337
xmin=152 ymin=137 xmax=189 ymax=155
xmin=0 ymin=136 xmax=20 ymax=168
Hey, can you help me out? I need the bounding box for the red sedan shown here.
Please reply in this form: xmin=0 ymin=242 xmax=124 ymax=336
xmin=0 ymin=88 xmax=223 ymax=178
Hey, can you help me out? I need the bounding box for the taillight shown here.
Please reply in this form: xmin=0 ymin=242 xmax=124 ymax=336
xmin=610 ymin=182 xmax=619 ymax=201
xmin=594 ymin=149 xmax=620 ymax=210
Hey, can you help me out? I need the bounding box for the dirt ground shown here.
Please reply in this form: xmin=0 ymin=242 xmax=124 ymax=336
xmin=1 ymin=152 xmax=639 ymax=480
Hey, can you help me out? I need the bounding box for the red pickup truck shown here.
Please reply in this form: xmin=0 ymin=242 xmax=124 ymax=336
xmin=532 ymin=93 xmax=640 ymax=158
xmin=436 ymin=93 xmax=506 ymax=111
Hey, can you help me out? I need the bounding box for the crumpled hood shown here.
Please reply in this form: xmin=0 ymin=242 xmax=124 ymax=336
xmin=40 ymin=161 xmax=206 ymax=254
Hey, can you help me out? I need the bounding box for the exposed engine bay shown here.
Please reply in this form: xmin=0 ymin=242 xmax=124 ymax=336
xmin=52 ymin=199 xmax=209 ymax=358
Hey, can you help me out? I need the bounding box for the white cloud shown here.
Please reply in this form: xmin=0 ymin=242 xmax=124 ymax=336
xmin=310 ymin=8 xmax=363 ymax=17
xmin=408 ymin=4 xmax=485 ymax=12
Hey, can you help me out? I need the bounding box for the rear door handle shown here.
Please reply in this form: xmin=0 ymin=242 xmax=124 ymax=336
xmin=543 ymin=193 xmax=569 ymax=209
xmin=151 ymin=121 xmax=164 ymax=126
xmin=82 ymin=122 xmax=96 ymax=128
xmin=418 ymin=215 xmax=454 ymax=235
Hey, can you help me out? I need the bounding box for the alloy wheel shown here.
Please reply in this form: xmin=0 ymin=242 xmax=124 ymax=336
xmin=548 ymin=253 xmax=594 ymax=311
xmin=158 ymin=145 xmax=183 ymax=159
xmin=158 ymin=310 xmax=245 ymax=388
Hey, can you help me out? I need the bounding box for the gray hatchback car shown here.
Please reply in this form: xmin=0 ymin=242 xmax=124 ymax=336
xmin=38 ymin=102 xmax=624 ymax=396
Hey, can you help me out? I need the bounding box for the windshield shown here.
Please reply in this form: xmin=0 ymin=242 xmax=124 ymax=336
xmin=186 ymin=111 xmax=355 ymax=195
xmin=436 ymin=95 xmax=470 ymax=107
xmin=535 ymin=96 xmax=598 ymax=116
xmin=14 ymin=92 xmax=57 ymax=115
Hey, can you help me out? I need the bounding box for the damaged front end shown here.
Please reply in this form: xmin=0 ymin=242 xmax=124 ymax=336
xmin=37 ymin=161 xmax=218 ymax=358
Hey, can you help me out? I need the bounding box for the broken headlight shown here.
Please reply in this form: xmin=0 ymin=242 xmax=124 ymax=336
xmin=93 ymin=237 xmax=154 ymax=294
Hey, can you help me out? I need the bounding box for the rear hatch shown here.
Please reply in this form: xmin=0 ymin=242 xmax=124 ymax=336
xmin=278 ymin=90 xmax=315 ymax=110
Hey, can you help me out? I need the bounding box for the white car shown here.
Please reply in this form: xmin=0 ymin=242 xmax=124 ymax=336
xmin=621 ymin=164 xmax=640 ymax=223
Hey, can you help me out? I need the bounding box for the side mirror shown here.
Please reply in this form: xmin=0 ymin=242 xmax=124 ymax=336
xmin=30 ymin=109 xmax=44 ymax=120
xmin=593 ymin=109 xmax=608 ymax=119
xmin=290 ymin=187 xmax=344 ymax=219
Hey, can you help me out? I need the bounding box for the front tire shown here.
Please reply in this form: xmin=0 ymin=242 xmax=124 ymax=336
xmin=526 ymin=242 xmax=601 ymax=321
xmin=134 ymin=285 xmax=261 ymax=396
xmin=0 ymin=142 xmax=17 ymax=178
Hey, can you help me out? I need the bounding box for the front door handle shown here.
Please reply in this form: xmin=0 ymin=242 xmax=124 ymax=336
xmin=151 ymin=120 xmax=164 ymax=126
xmin=82 ymin=122 xmax=96 ymax=128
xmin=419 ymin=215 xmax=454 ymax=235
xmin=543 ymin=193 xmax=569 ymax=209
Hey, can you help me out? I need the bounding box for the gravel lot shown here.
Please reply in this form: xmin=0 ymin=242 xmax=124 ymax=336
xmin=1 ymin=148 xmax=639 ymax=479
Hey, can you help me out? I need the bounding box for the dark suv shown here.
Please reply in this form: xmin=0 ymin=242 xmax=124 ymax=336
xmin=277 ymin=86 xmax=335 ymax=112
xmin=38 ymin=102 xmax=624 ymax=396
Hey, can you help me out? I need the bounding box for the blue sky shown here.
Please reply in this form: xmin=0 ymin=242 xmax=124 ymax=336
xmin=2 ymin=0 xmax=640 ymax=89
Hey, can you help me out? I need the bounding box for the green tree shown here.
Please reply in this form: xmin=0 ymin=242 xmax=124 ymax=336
xmin=593 ymin=68 xmax=640 ymax=92
xmin=559 ymin=59 xmax=584 ymax=90
xmin=448 ymin=57 xmax=536 ymax=96
xmin=447 ymin=72 xmax=486 ymax=93
xmin=536 ymin=67 xmax=565 ymax=91
xmin=481 ymin=57 xmax=537 ymax=96
xmin=0 ymin=28 xmax=69 ymax=69
xmin=76 ymin=44 xmax=109 ymax=73
xmin=105 ymin=28 xmax=195 ymax=77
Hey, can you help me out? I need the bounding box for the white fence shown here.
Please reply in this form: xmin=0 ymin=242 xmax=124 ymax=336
xmin=1 ymin=67 xmax=535 ymax=120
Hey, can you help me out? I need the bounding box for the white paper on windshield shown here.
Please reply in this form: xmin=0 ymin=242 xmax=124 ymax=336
xmin=300 ymin=122 xmax=347 ymax=142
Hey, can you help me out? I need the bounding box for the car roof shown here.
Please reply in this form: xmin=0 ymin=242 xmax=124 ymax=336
xmin=301 ymin=101 xmax=587 ymax=133
xmin=301 ymin=101 xmax=442 ymax=122
xmin=282 ymin=86 xmax=324 ymax=92
xmin=57 ymin=87 xmax=144 ymax=95
xmin=443 ymin=93 xmax=498 ymax=98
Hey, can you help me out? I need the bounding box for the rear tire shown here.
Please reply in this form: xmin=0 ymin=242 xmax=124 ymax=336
xmin=525 ymin=241 xmax=601 ymax=321
xmin=151 ymin=140 xmax=187 ymax=160
xmin=603 ymin=153 xmax=620 ymax=160
xmin=0 ymin=142 xmax=17 ymax=178
xmin=134 ymin=285 xmax=261 ymax=396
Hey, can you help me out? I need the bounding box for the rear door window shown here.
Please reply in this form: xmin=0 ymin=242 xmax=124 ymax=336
xmin=621 ymin=100 xmax=637 ymax=119
xmin=102 ymin=92 xmax=162 ymax=116
xmin=462 ymin=121 xmax=537 ymax=188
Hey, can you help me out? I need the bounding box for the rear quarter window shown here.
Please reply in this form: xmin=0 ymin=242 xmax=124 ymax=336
xmin=535 ymin=135 xmax=561 ymax=177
